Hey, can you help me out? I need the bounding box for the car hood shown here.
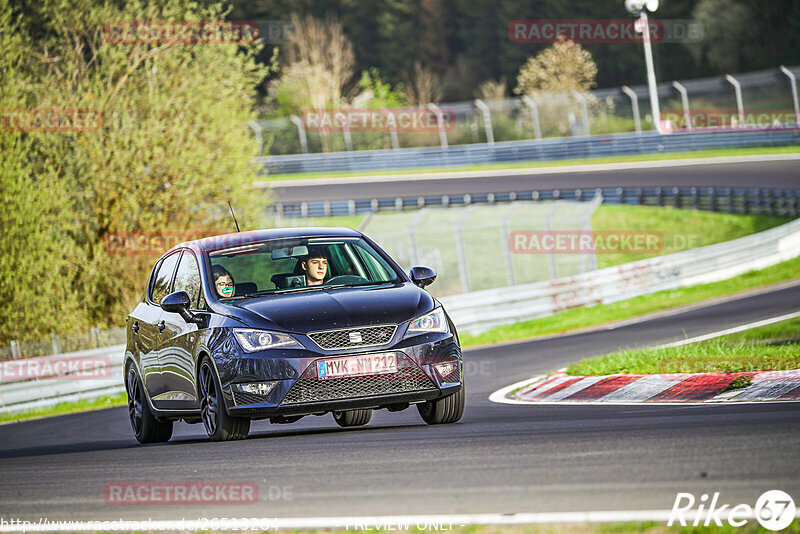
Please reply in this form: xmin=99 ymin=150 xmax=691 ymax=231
xmin=220 ymin=282 xmax=434 ymax=334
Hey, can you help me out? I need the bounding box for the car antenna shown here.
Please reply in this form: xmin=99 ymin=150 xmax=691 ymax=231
xmin=228 ymin=201 xmax=241 ymax=232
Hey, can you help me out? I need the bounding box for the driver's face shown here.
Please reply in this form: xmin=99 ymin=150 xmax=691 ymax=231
xmin=303 ymin=257 xmax=328 ymax=285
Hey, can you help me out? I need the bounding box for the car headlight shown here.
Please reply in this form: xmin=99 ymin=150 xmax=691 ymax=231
xmin=233 ymin=329 xmax=303 ymax=352
xmin=404 ymin=307 xmax=449 ymax=338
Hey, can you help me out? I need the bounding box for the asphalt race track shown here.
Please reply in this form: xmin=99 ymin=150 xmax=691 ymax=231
xmin=1 ymin=283 xmax=799 ymax=522
xmin=269 ymin=158 xmax=800 ymax=203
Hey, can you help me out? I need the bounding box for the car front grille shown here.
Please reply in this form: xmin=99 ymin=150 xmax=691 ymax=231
xmin=280 ymin=354 xmax=436 ymax=405
xmin=308 ymin=324 xmax=397 ymax=350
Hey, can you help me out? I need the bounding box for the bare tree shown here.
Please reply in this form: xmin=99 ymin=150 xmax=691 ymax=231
xmin=476 ymin=78 xmax=507 ymax=100
xmin=405 ymin=61 xmax=443 ymax=105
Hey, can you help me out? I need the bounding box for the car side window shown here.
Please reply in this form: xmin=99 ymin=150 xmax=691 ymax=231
xmin=150 ymin=252 xmax=180 ymax=305
xmin=173 ymin=251 xmax=204 ymax=309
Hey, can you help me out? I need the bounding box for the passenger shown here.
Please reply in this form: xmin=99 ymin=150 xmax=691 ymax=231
xmin=212 ymin=265 xmax=236 ymax=298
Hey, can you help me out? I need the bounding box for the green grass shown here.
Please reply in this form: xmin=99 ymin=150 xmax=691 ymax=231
xmin=0 ymin=391 xmax=127 ymax=424
xmin=263 ymin=145 xmax=800 ymax=182
xmin=460 ymin=254 xmax=800 ymax=348
xmin=590 ymin=205 xmax=790 ymax=269
xmin=565 ymin=316 xmax=800 ymax=376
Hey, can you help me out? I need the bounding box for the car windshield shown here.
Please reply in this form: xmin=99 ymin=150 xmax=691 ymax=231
xmin=207 ymin=236 xmax=402 ymax=299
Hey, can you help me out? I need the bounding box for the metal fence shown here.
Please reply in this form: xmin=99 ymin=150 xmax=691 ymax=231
xmin=0 ymin=327 xmax=126 ymax=362
xmin=254 ymin=65 xmax=800 ymax=160
xmin=361 ymin=199 xmax=601 ymax=298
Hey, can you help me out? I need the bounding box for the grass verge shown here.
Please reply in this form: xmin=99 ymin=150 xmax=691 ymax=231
xmin=460 ymin=255 xmax=800 ymax=348
xmin=590 ymin=205 xmax=790 ymax=269
xmin=264 ymin=145 xmax=800 ymax=182
xmin=566 ymin=316 xmax=800 ymax=375
xmin=0 ymin=391 xmax=127 ymax=424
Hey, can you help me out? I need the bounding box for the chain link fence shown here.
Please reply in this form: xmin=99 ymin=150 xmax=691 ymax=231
xmin=361 ymin=199 xmax=601 ymax=298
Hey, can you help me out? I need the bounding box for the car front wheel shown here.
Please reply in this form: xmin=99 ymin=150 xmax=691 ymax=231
xmin=198 ymin=358 xmax=250 ymax=441
xmin=417 ymin=385 xmax=465 ymax=425
xmin=126 ymin=366 xmax=173 ymax=444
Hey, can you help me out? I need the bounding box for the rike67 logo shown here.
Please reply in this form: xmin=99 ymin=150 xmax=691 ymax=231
xmin=669 ymin=490 xmax=796 ymax=531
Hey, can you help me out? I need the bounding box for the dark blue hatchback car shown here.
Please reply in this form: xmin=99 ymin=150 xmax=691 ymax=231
xmin=124 ymin=227 xmax=464 ymax=443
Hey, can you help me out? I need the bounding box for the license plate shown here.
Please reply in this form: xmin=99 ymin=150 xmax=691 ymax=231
xmin=316 ymin=354 xmax=397 ymax=379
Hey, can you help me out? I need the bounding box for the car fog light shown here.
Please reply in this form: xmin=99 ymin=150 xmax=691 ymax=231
xmin=232 ymin=381 xmax=278 ymax=396
xmin=433 ymin=361 xmax=458 ymax=379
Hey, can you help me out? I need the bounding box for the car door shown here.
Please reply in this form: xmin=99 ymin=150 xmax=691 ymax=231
xmin=155 ymin=250 xmax=205 ymax=410
xmin=133 ymin=251 xmax=180 ymax=400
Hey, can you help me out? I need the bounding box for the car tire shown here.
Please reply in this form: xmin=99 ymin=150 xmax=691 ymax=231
xmin=417 ymin=385 xmax=465 ymax=425
xmin=198 ymin=358 xmax=250 ymax=441
xmin=126 ymin=366 xmax=173 ymax=444
xmin=332 ymin=409 xmax=372 ymax=427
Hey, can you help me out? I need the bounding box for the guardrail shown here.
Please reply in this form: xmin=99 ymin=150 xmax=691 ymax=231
xmin=440 ymin=218 xmax=800 ymax=335
xmin=0 ymin=345 xmax=125 ymax=415
xmin=274 ymin=186 xmax=800 ymax=219
xmin=258 ymin=127 xmax=800 ymax=175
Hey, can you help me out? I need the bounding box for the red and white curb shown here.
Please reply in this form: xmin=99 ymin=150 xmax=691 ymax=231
xmin=490 ymin=369 xmax=800 ymax=405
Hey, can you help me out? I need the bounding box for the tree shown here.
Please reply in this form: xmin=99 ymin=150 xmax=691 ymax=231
xmin=1 ymin=0 xmax=273 ymax=343
xmin=513 ymin=40 xmax=598 ymax=95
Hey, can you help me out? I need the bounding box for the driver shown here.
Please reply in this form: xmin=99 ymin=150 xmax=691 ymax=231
xmin=300 ymin=247 xmax=329 ymax=286
xmin=212 ymin=265 xmax=236 ymax=298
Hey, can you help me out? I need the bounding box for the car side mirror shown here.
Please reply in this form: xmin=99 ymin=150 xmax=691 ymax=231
xmin=410 ymin=266 xmax=437 ymax=288
xmin=161 ymin=291 xmax=201 ymax=325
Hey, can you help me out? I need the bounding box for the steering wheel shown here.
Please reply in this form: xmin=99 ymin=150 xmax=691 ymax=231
xmin=324 ymin=275 xmax=369 ymax=286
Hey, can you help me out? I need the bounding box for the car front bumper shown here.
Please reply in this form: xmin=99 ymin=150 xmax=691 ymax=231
xmin=212 ymin=332 xmax=463 ymax=419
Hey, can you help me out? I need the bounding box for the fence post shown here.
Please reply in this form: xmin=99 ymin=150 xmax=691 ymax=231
xmin=249 ymin=120 xmax=264 ymax=155
xmin=621 ymin=85 xmax=642 ymax=134
xmin=427 ymin=103 xmax=449 ymax=148
xmin=338 ymin=111 xmax=354 ymax=151
xmin=671 ymin=81 xmax=692 ymax=130
xmin=779 ymin=66 xmax=800 ymax=126
xmin=474 ymin=99 xmax=495 ymax=145
xmin=92 ymin=326 xmax=101 ymax=348
xmin=501 ymin=204 xmax=520 ymax=286
xmin=289 ymin=115 xmax=309 ymax=154
xmin=521 ymin=95 xmax=542 ymax=141
xmin=544 ymin=203 xmax=559 ymax=279
xmin=51 ymin=333 xmax=61 ymax=355
xmin=10 ymin=340 xmax=21 ymax=360
xmin=455 ymin=208 xmax=473 ymax=293
xmin=383 ymin=109 xmax=400 ymax=150
xmin=572 ymin=91 xmax=591 ymax=136
xmin=725 ymin=74 xmax=745 ymax=128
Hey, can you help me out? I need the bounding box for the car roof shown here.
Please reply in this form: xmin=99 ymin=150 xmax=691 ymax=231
xmin=169 ymin=227 xmax=364 ymax=255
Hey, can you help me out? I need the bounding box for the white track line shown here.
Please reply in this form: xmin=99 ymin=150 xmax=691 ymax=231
xmin=655 ymin=310 xmax=800 ymax=348
xmin=261 ymin=152 xmax=800 ymax=188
